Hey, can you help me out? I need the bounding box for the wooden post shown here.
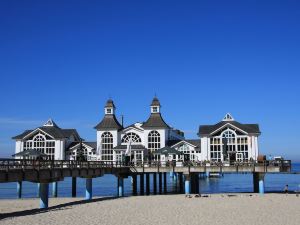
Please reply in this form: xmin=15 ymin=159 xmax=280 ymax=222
xmin=118 ymin=177 xmax=124 ymax=197
xmin=52 ymin=182 xmax=58 ymax=197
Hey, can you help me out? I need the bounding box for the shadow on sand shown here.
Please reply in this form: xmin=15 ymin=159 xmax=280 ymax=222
xmin=0 ymin=196 xmax=122 ymax=220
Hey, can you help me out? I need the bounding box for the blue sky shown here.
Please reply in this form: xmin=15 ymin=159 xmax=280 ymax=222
xmin=0 ymin=0 xmax=299 ymax=161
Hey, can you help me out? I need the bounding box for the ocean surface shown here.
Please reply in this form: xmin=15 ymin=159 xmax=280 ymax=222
xmin=0 ymin=163 xmax=299 ymax=199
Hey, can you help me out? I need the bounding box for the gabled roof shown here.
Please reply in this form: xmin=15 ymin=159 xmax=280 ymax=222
xmin=67 ymin=141 xmax=97 ymax=150
xmin=12 ymin=149 xmax=48 ymax=157
xmin=141 ymin=113 xmax=170 ymax=129
xmin=167 ymin=139 xmax=201 ymax=148
xmin=198 ymin=121 xmax=260 ymax=136
xmin=94 ymin=114 xmax=123 ymax=130
xmin=12 ymin=119 xmax=81 ymax=140
xmin=154 ymin=146 xmax=183 ymax=155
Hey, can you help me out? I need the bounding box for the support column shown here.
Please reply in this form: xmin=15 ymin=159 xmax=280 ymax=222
xmin=52 ymin=182 xmax=58 ymax=197
xmin=17 ymin=181 xmax=22 ymax=199
xmin=163 ymin=172 xmax=167 ymax=194
xmin=153 ymin=173 xmax=157 ymax=194
xmin=159 ymin=173 xmax=162 ymax=194
xmin=140 ymin=174 xmax=144 ymax=195
xmin=191 ymin=173 xmax=199 ymax=194
xmin=184 ymin=174 xmax=191 ymax=195
xmin=132 ymin=175 xmax=137 ymax=196
xmin=146 ymin=173 xmax=150 ymax=195
xmin=118 ymin=177 xmax=124 ymax=197
xmin=72 ymin=177 xmax=77 ymax=197
xmin=253 ymin=173 xmax=265 ymax=194
xmin=39 ymin=183 xmax=49 ymax=209
xmin=205 ymin=171 xmax=210 ymax=178
xmin=37 ymin=183 xmax=40 ymax=198
xmin=170 ymin=171 xmax=174 ymax=178
xmin=179 ymin=173 xmax=183 ymax=194
xmin=85 ymin=178 xmax=93 ymax=200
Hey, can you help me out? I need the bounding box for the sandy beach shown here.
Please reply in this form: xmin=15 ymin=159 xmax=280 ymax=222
xmin=0 ymin=194 xmax=299 ymax=225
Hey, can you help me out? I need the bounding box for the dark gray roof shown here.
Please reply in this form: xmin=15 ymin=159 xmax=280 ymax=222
xmin=12 ymin=127 xmax=81 ymax=140
xmin=105 ymin=99 xmax=115 ymax=108
xmin=198 ymin=121 xmax=260 ymax=136
xmin=185 ymin=139 xmax=201 ymax=147
xmin=154 ymin=146 xmax=183 ymax=155
xmin=141 ymin=113 xmax=170 ymax=129
xmin=151 ymin=97 xmax=161 ymax=106
xmin=94 ymin=114 xmax=123 ymax=130
xmin=12 ymin=149 xmax=48 ymax=157
xmin=113 ymin=144 xmax=146 ymax=150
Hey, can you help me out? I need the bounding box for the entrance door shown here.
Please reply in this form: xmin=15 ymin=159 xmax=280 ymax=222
xmin=184 ymin=154 xmax=190 ymax=161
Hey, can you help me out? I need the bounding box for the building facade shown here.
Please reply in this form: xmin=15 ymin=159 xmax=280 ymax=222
xmin=199 ymin=113 xmax=260 ymax=162
xmin=13 ymin=98 xmax=261 ymax=163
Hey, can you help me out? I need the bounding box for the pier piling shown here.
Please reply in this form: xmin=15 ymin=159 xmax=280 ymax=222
xmin=153 ymin=173 xmax=157 ymax=194
xmin=253 ymin=173 xmax=265 ymax=194
xmin=163 ymin=172 xmax=167 ymax=194
xmin=39 ymin=183 xmax=49 ymax=209
xmin=132 ymin=175 xmax=137 ymax=196
xmin=179 ymin=173 xmax=183 ymax=193
xmin=146 ymin=173 xmax=150 ymax=195
xmin=118 ymin=177 xmax=124 ymax=197
xmin=85 ymin=178 xmax=93 ymax=200
xmin=184 ymin=175 xmax=191 ymax=195
xmin=159 ymin=173 xmax=162 ymax=194
xmin=37 ymin=183 xmax=40 ymax=198
xmin=140 ymin=174 xmax=144 ymax=195
xmin=52 ymin=182 xmax=58 ymax=197
xmin=17 ymin=181 xmax=22 ymax=199
xmin=72 ymin=177 xmax=77 ymax=197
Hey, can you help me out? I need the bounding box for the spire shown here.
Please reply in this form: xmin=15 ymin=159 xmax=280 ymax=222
xmin=104 ymin=99 xmax=116 ymax=115
xmin=222 ymin=113 xmax=234 ymax=121
xmin=150 ymin=96 xmax=161 ymax=113
xmin=43 ymin=118 xmax=58 ymax=127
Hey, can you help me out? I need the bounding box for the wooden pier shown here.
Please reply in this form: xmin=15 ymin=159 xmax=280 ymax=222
xmin=0 ymin=159 xmax=292 ymax=209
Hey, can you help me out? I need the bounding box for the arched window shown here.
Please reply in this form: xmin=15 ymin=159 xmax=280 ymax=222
xmin=222 ymin=130 xmax=235 ymax=144
xmin=148 ymin=131 xmax=160 ymax=153
xmin=101 ymin=132 xmax=113 ymax=161
xmin=121 ymin=132 xmax=142 ymax=143
xmin=33 ymin=134 xmax=45 ymax=153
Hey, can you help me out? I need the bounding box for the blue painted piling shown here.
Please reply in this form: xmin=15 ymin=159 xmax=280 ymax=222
xmin=17 ymin=181 xmax=22 ymax=198
xmin=52 ymin=182 xmax=58 ymax=197
xmin=85 ymin=178 xmax=93 ymax=200
xmin=37 ymin=183 xmax=40 ymax=197
xmin=118 ymin=177 xmax=124 ymax=197
xmin=259 ymin=179 xmax=265 ymax=194
xmin=185 ymin=179 xmax=191 ymax=195
xmin=39 ymin=183 xmax=49 ymax=209
xmin=170 ymin=171 xmax=174 ymax=178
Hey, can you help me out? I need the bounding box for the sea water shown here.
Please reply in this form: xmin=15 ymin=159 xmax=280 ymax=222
xmin=0 ymin=163 xmax=299 ymax=199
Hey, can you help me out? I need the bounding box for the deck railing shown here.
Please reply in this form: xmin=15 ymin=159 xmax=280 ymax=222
xmin=0 ymin=158 xmax=291 ymax=172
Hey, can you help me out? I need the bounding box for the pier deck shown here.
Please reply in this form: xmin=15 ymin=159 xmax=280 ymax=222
xmin=0 ymin=159 xmax=292 ymax=183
